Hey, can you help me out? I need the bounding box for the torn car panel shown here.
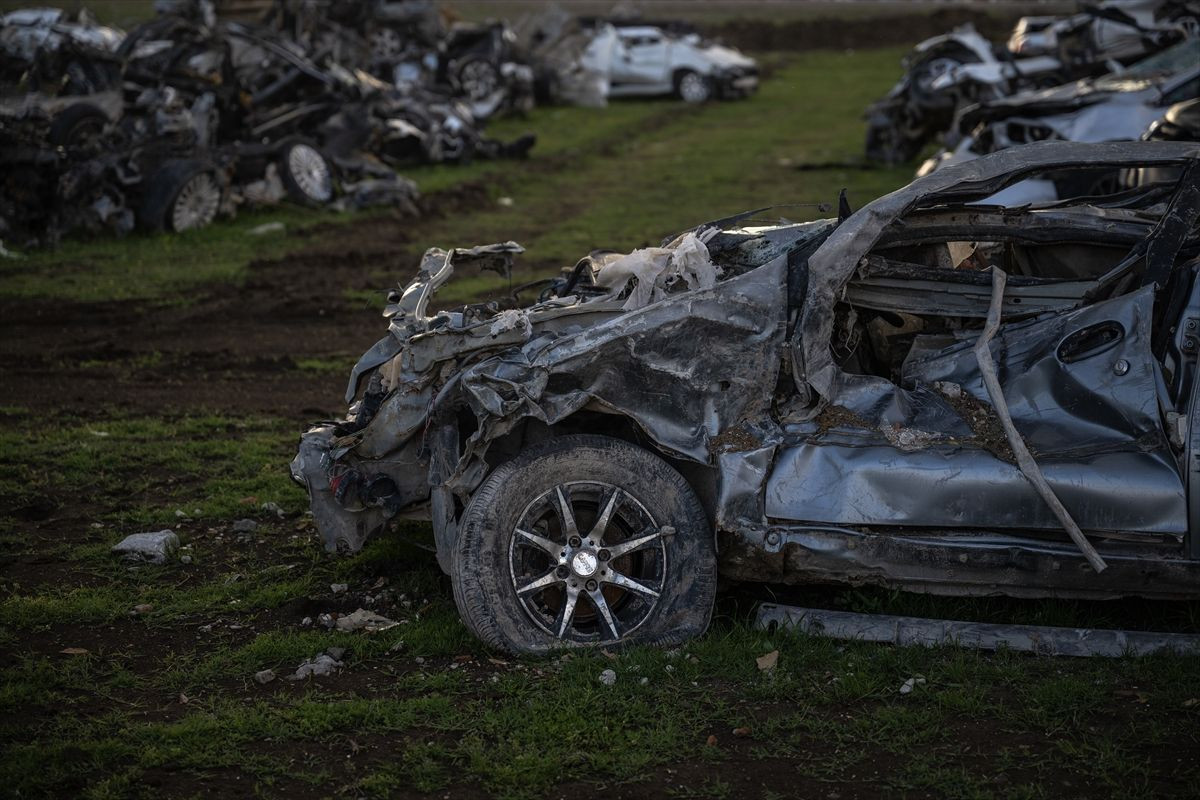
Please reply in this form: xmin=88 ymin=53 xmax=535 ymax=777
xmin=295 ymin=141 xmax=1200 ymax=654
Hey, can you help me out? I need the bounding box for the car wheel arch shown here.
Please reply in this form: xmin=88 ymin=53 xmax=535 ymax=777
xmin=461 ymin=414 xmax=719 ymax=537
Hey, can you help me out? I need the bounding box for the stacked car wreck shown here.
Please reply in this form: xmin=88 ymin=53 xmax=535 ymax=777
xmin=0 ymin=1 xmax=759 ymax=247
xmin=294 ymin=141 xmax=1200 ymax=654
xmin=866 ymin=0 xmax=1199 ymax=165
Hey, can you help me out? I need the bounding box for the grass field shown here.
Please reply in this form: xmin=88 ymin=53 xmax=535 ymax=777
xmin=1 ymin=38 xmax=1198 ymax=800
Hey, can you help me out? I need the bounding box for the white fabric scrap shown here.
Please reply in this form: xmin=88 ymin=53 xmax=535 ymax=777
xmin=489 ymin=308 xmax=533 ymax=339
xmin=594 ymin=227 xmax=722 ymax=310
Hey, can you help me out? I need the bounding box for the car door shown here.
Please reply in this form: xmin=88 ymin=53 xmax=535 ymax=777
xmin=765 ymin=191 xmax=1200 ymax=538
xmin=611 ymin=29 xmax=669 ymax=88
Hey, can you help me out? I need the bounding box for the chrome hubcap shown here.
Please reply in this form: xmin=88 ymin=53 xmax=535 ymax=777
xmin=287 ymin=143 xmax=332 ymax=202
xmin=369 ymin=28 xmax=402 ymax=61
xmin=171 ymin=172 xmax=220 ymax=232
xmin=509 ymin=482 xmax=669 ymax=643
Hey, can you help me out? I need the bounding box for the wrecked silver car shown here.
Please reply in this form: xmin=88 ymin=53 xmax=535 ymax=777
xmin=293 ymin=141 xmax=1200 ymax=654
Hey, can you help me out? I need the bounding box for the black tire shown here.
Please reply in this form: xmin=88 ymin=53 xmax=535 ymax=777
xmin=674 ymin=69 xmax=711 ymax=104
xmin=138 ymin=159 xmax=222 ymax=233
xmin=452 ymin=434 xmax=716 ymax=656
xmin=48 ymin=103 xmax=109 ymax=149
xmin=278 ymin=140 xmax=334 ymax=207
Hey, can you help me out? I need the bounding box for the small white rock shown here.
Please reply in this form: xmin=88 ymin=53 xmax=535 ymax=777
xmin=300 ymin=616 xmax=313 ymax=627
xmin=254 ymin=669 xmax=276 ymax=684
xmin=330 ymin=583 xmax=348 ymax=595
xmin=639 ymin=676 xmax=649 ymax=686
xmin=599 ymin=669 xmax=617 ymax=686
xmin=112 ymin=531 xmax=179 ymax=565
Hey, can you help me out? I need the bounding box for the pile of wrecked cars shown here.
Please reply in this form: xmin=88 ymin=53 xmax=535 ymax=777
xmin=0 ymin=0 xmax=535 ymax=246
xmin=293 ymin=141 xmax=1200 ymax=654
xmin=866 ymin=0 xmax=1199 ymax=164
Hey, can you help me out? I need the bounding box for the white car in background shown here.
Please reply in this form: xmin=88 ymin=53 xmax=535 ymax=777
xmin=586 ymin=23 xmax=758 ymax=103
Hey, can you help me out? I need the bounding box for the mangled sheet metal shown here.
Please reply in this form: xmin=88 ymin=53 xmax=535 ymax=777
xmin=296 ymin=140 xmax=1200 ymax=613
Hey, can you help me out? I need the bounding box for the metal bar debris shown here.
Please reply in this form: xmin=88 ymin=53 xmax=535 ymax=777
xmin=757 ymin=604 xmax=1200 ymax=657
xmin=974 ymin=268 xmax=1108 ymax=573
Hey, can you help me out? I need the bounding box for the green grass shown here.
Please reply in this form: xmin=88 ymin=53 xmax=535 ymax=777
xmin=0 ymin=411 xmax=304 ymax=528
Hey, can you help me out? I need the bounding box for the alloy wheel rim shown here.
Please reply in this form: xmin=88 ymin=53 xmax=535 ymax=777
xmin=287 ymin=144 xmax=333 ymax=202
xmin=460 ymin=60 xmax=497 ymax=100
xmin=680 ymin=72 xmax=708 ymax=103
xmin=171 ymin=172 xmax=220 ymax=231
xmin=508 ymin=481 xmax=668 ymax=643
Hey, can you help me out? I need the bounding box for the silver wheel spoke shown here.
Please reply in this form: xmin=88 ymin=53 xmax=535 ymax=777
xmin=554 ymin=486 xmax=579 ymax=538
xmin=606 ymin=528 xmax=662 ymax=559
xmin=603 ymin=569 xmax=659 ymax=599
xmin=516 ymin=528 xmax=563 ymax=559
xmin=557 ymin=586 xmax=580 ymax=638
xmin=516 ymin=569 xmax=561 ymax=597
xmin=587 ymin=488 xmax=622 ymax=543
xmin=589 ymin=590 xmax=620 ymax=639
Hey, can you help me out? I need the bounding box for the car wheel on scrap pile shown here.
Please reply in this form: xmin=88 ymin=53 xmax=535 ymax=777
xmin=47 ymin=103 xmax=109 ymax=150
xmin=139 ymin=159 xmax=223 ymax=233
xmin=451 ymin=434 xmax=717 ymax=656
xmin=278 ymin=140 xmax=334 ymax=207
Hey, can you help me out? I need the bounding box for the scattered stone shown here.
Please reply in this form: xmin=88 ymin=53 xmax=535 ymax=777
xmin=179 ymin=554 xmax=193 ymax=565
xmin=599 ymin=669 xmax=617 ymax=686
xmin=732 ymin=727 xmax=751 ymax=737
xmin=132 ymin=603 xmax=154 ymax=615
xmin=318 ymin=613 xmax=336 ymax=628
xmin=199 ymin=623 xmax=214 ymax=633
xmin=326 ymin=647 xmax=347 ymax=661
xmin=334 ymin=608 xmax=399 ymax=634
xmin=232 ymin=519 xmax=258 ymax=533
xmin=175 ymin=509 xmax=187 ymax=518
xmin=330 ymin=583 xmax=349 ymax=595
xmin=112 ymin=530 xmax=179 ymax=564
xmin=497 ymin=196 xmax=514 ymax=207
xmin=414 ymin=656 xmax=425 ymax=665
xmin=899 ymin=675 xmax=927 ymax=695
xmin=705 ymin=734 xmax=718 ymax=747
xmin=60 ymin=647 xmax=89 ymax=656
xmin=90 ymin=522 xmax=103 ymax=530
xmin=756 ymin=650 xmax=779 ymax=671
xmin=300 ymin=616 xmax=313 ymax=627
xmin=1183 ymin=698 xmax=1199 ymax=709
xmin=639 ymin=676 xmax=649 ymax=686
xmin=287 ymin=654 xmax=343 ymax=681
xmin=254 ymin=669 xmax=277 ymax=684
xmin=178 ymin=693 xmax=190 ymax=704
xmin=262 ymin=501 xmax=285 ymax=518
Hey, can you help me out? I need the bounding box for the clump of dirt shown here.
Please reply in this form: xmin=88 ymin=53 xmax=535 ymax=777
xmin=703 ymin=8 xmax=1026 ymax=53
xmin=937 ymin=383 xmax=1016 ymax=464
xmin=708 ymin=425 xmax=763 ymax=454
xmin=814 ymin=403 xmax=876 ymax=435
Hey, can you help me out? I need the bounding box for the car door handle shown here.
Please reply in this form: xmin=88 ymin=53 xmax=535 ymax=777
xmin=1056 ymin=321 xmax=1125 ymax=364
